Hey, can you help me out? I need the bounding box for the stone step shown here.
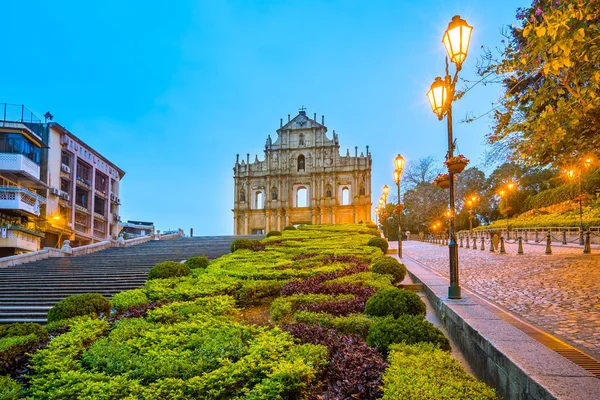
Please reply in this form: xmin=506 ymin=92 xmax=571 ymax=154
xmin=0 ymin=318 xmax=47 ymax=324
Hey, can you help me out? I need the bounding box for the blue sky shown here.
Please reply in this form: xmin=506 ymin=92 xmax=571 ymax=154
xmin=1 ymin=0 xmax=524 ymax=235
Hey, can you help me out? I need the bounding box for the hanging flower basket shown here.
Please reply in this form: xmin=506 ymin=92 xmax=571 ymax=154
xmin=394 ymin=204 xmax=404 ymax=215
xmin=433 ymin=173 xmax=452 ymax=189
xmin=444 ymin=155 xmax=470 ymax=174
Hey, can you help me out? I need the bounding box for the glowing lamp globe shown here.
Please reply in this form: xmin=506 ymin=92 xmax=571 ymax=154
xmin=442 ymin=15 xmax=473 ymax=68
xmin=394 ymin=154 xmax=405 ymax=172
xmin=393 ymin=170 xmax=401 ymax=184
xmin=427 ymin=76 xmax=449 ymax=120
xmin=382 ymin=185 xmax=390 ymax=196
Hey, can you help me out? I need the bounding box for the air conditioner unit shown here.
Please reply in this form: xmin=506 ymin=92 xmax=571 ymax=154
xmin=62 ymin=193 xmax=70 ymax=201
xmin=61 ymin=135 xmax=69 ymax=146
xmin=110 ymin=194 xmax=117 ymax=202
xmin=50 ymin=188 xmax=60 ymax=196
xmin=61 ymin=164 xmax=71 ymax=174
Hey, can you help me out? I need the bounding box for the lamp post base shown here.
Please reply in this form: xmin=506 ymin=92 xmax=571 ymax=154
xmin=448 ymin=285 xmax=461 ymax=299
xmin=398 ymin=237 xmax=402 ymax=258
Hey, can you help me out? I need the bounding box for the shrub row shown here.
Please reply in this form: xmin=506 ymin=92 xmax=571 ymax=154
xmin=367 ymin=236 xmax=388 ymax=253
xmin=47 ymin=293 xmax=112 ymax=323
xmin=371 ymin=256 xmax=407 ymax=284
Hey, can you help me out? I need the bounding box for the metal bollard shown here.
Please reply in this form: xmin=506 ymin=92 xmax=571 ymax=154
xmin=466 ymin=235 xmax=470 ymax=249
xmin=473 ymin=237 xmax=478 ymax=250
xmin=545 ymin=233 xmax=552 ymax=255
xmin=480 ymin=237 xmax=485 ymax=251
xmin=500 ymin=236 xmax=506 ymax=254
xmin=525 ymin=231 xmax=529 ymax=243
xmin=518 ymin=236 xmax=524 ymax=254
xmin=459 ymin=236 xmax=463 ymax=248
xmin=535 ymin=230 xmax=539 ymax=243
xmin=584 ymin=231 xmax=591 ymax=254
xmin=489 ymin=239 xmax=495 ymax=252
xmin=562 ymin=231 xmax=567 ymax=245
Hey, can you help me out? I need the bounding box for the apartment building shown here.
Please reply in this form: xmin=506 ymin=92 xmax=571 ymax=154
xmin=0 ymin=104 xmax=125 ymax=254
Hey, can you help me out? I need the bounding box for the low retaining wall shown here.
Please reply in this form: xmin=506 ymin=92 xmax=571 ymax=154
xmin=402 ymin=257 xmax=600 ymax=400
xmin=0 ymin=232 xmax=184 ymax=268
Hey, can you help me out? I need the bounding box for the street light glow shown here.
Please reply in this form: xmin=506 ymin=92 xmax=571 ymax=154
xmin=426 ymin=76 xmax=449 ymax=120
xmin=442 ymin=15 xmax=473 ymax=69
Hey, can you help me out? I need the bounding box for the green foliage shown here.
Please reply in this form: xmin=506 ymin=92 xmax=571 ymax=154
xmin=283 ymin=225 xmax=297 ymax=231
xmin=365 ymin=289 xmax=426 ymax=319
xmin=366 ymin=221 xmax=377 ymax=229
xmin=371 ymin=257 xmax=407 ymax=284
xmin=480 ymin=0 xmax=600 ymax=167
xmin=144 ymin=275 xmax=239 ymax=302
xmin=266 ymin=230 xmax=282 ymax=237
xmin=148 ymin=261 xmax=191 ymax=280
xmin=185 ymin=256 xmax=210 ymax=270
xmin=326 ymin=272 xmax=395 ymax=291
xmin=481 ymin=202 xmax=600 ymax=229
xmin=367 ymin=237 xmax=388 ymax=254
xmin=237 ymin=280 xmax=285 ymax=304
xmin=230 ymin=238 xmax=257 ymax=252
xmin=382 ymin=343 xmax=497 ymax=399
xmin=146 ymin=296 xmax=237 ymax=324
xmin=0 ymin=322 xmax=47 ymax=340
xmin=0 ymin=375 xmax=22 ymax=400
xmin=111 ymin=289 xmax=149 ymax=312
xmin=0 ymin=334 xmax=43 ymax=375
xmin=270 ymin=293 xmax=354 ymax=322
xmin=367 ymin=315 xmax=450 ymax=355
xmin=47 ymin=293 xmax=112 ymax=323
xmin=294 ymin=311 xmax=373 ymax=337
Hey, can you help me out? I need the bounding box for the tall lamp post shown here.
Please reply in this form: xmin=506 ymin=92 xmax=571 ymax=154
xmin=567 ymin=158 xmax=593 ymax=245
xmin=466 ymin=195 xmax=478 ymax=232
xmin=394 ymin=154 xmax=405 ymax=257
xmin=426 ymin=15 xmax=473 ymax=300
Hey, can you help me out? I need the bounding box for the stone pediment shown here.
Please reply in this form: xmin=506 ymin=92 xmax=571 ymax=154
xmin=279 ymin=112 xmax=324 ymax=132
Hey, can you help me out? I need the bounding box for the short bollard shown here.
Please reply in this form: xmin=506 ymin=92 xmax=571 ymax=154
xmin=480 ymin=237 xmax=485 ymax=251
xmin=489 ymin=239 xmax=495 ymax=253
xmin=459 ymin=236 xmax=463 ymax=248
xmin=524 ymin=231 xmax=529 ymax=243
xmin=466 ymin=236 xmax=470 ymax=249
xmin=500 ymin=236 xmax=506 ymax=254
xmin=517 ymin=236 xmax=524 ymax=254
xmin=545 ymin=233 xmax=552 ymax=255
xmin=562 ymin=231 xmax=567 ymax=245
xmin=535 ymin=230 xmax=539 ymax=243
xmin=584 ymin=231 xmax=591 ymax=254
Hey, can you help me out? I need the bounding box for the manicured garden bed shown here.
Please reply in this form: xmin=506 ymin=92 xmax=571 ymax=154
xmin=0 ymin=224 xmax=497 ymax=399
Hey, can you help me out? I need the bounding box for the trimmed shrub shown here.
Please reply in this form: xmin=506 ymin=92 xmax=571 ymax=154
xmin=367 ymin=315 xmax=450 ymax=355
xmin=283 ymin=225 xmax=297 ymax=231
xmin=294 ymin=311 xmax=373 ymax=338
xmin=382 ymin=343 xmax=497 ymax=399
xmin=367 ymin=237 xmax=388 ymax=254
xmin=0 ymin=322 xmax=47 ymax=340
xmin=47 ymin=293 xmax=112 ymax=323
xmin=0 ymin=375 xmax=22 ymax=400
xmin=111 ymin=289 xmax=149 ymax=312
xmin=365 ymin=289 xmax=426 ymax=318
xmin=366 ymin=221 xmax=377 ymax=229
xmin=185 ymin=255 xmax=210 ymax=269
xmin=237 ymin=280 xmax=285 ymax=304
xmin=230 ymin=238 xmax=256 ymax=252
xmin=371 ymin=257 xmax=406 ymax=284
xmin=148 ymin=261 xmax=191 ymax=280
xmin=266 ymin=230 xmax=282 ymax=237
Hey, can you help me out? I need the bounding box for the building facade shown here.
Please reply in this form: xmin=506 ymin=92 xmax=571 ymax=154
xmin=118 ymin=220 xmax=155 ymax=238
xmin=233 ymin=109 xmax=372 ymax=234
xmin=0 ymin=104 xmax=124 ymax=254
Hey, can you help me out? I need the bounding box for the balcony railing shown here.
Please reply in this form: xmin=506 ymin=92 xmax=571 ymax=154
xmin=0 ymin=228 xmax=42 ymax=252
xmin=0 ymin=153 xmax=40 ymax=179
xmin=0 ymin=186 xmax=46 ymax=216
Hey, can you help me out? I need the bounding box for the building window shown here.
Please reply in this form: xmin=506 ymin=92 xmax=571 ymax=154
xmin=61 ymin=151 xmax=72 ymax=167
xmin=342 ymin=187 xmax=350 ymax=205
xmin=60 ymin=178 xmax=71 ymax=194
xmin=359 ymin=185 xmax=365 ymax=196
xmin=110 ymin=178 xmax=118 ymax=195
xmin=0 ymin=132 xmax=41 ymax=164
xmin=299 ymin=133 xmax=305 ymax=146
xmin=296 ymin=187 xmax=308 ymax=207
xmin=271 ymin=187 xmax=278 ymax=201
xmin=75 ymin=187 xmax=89 ymax=209
xmin=94 ymin=196 xmax=106 ymax=216
xmin=255 ymin=191 xmax=264 ymax=209
xmin=298 ymin=155 xmax=305 ymax=171
xmin=325 ymin=184 xmax=332 ymax=198
xmin=240 ymin=189 xmax=246 ymax=202
xmin=76 ymin=162 xmax=92 ymax=184
xmin=95 ymin=171 xmax=108 ymax=193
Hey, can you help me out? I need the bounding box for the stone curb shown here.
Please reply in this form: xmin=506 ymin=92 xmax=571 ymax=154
xmin=399 ymin=255 xmax=600 ymax=400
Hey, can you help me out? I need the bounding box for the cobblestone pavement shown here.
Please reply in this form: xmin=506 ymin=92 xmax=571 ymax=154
xmin=399 ymin=240 xmax=600 ymax=360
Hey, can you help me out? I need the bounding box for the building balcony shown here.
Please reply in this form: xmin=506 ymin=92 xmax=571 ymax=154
xmin=0 ymin=186 xmax=46 ymax=216
xmin=0 ymin=227 xmax=43 ymax=252
xmin=0 ymin=153 xmax=47 ymax=189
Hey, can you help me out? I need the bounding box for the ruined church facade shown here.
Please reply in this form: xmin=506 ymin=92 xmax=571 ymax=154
xmin=233 ymin=109 xmax=372 ymax=234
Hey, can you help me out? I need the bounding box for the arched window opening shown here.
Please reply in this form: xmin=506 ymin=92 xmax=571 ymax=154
xmin=255 ymin=191 xmax=264 ymax=209
xmin=298 ymin=154 xmax=305 ymax=171
xmin=325 ymin=184 xmax=332 ymax=198
xmin=240 ymin=189 xmax=246 ymax=202
xmin=359 ymin=185 xmax=365 ymax=196
xmin=342 ymin=187 xmax=350 ymax=205
xmin=296 ymin=187 xmax=308 ymax=207
xmin=271 ymin=187 xmax=278 ymax=201
xmin=299 ymin=133 xmax=305 ymax=146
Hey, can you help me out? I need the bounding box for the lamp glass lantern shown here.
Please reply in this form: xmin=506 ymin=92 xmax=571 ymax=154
xmin=442 ymin=15 xmax=473 ymax=68
xmin=382 ymin=185 xmax=390 ymax=196
xmin=393 ymin=170 xmax=401 ymax=185
xmin=394 ymin=154 xmax=405 ymax=172
xmin=426 ymin=77 xmax=449 ymax=120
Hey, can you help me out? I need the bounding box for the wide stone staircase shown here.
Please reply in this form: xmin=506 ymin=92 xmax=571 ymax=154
xmin=0 ymin=236 xmax=259 ymax=324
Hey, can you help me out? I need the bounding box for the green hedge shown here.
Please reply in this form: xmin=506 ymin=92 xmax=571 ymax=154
xmin=367 ymin=237 xmax=388 ymax=254
xmin=382 ymin=343 xmax=497 ymax=399
xmin=185 ymin=256 xmax=210 ymax=269
xmin=365 ymin=289 xmax=426 ymax=318
xmin=47 ymin=293 xmax=112 ymax=323
xmin=283 ymin=225 xmax=297 ymax=231
xmin=111 ymin=289 xmax=149 ymax=312
xmin=523 ymin=169 xmax=600 ymax=211
xmin=230 ymin=238 xmax=256 ymax=252
xmin=266 ymin=230 xmax=282 ymax=237
xmin=371 ymin=257 xmax=406 ymax=284
xmin=0 ymin=375 xmax=22 ymax=400
xmin=148 ymin=261 xmax=191 ymax=280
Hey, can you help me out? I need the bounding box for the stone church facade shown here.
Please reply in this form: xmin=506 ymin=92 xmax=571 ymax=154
xmin=233 ymin=109 xmax=372 ymax=234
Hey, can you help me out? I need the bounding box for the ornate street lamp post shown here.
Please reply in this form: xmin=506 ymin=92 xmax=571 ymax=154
xmin=426 ymin=15 xmax=473 ymax=300
xmin=394 ymin=154 xmax=405 ymax=257
xmin=567 ymin=158 xmax=593 ymax=245
xmin=467 ymin=195 xmax=478 ymax=232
